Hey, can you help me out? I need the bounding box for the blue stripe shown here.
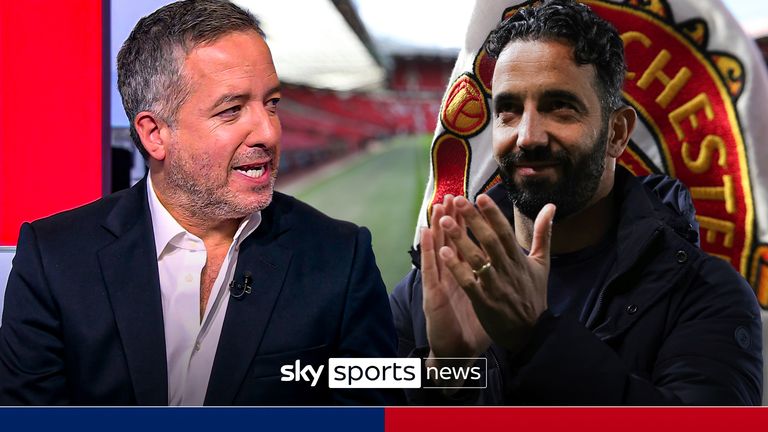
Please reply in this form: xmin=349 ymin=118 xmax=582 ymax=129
xmin=0 ymin=408 xmax=384 ymax=432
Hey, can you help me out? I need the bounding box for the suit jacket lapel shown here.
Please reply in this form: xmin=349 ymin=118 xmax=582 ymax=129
xmin=97 ymin=179 xmax=168 ymax=405
xmin=205 ymin=198 xmax=293 ymax=405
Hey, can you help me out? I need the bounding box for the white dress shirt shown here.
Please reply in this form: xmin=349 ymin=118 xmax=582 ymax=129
xmin=147 ymin=176 xmax=261 ymax=405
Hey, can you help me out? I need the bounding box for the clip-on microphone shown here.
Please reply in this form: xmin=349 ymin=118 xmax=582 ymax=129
xmin=229 ymin=271 xmax=253 ymax=299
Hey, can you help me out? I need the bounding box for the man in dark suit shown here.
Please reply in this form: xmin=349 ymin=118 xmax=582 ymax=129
xmin=0 ymin=0 xmax=399 ymax=405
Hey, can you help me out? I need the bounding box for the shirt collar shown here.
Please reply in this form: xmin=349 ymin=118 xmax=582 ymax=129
xmin=146 ymin=175 xmax=262 ymax=259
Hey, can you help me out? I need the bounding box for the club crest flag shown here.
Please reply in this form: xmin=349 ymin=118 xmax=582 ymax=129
xmin=418 ymin=0 xmax=768 ymax=401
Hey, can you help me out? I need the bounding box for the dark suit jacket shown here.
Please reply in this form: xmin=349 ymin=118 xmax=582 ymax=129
xmin=0 ymin=178 xmax=400 ymax=405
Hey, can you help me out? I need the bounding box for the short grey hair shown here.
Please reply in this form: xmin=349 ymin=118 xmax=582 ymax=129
xmin=117 ymin=0 xmax=264 ymax=159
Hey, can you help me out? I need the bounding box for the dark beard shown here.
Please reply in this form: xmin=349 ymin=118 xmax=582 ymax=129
xmin=498 ymin=125 xmax=608 ymax=222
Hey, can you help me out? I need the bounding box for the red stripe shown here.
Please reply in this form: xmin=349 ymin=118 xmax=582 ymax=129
xmin=385 ymin=407 xmax=768 ymax=432
xmin=0 ymin=1 xmax=104 ymax=245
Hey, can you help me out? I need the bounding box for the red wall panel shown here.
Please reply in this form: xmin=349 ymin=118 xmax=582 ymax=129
xmin=0 ymin=1 xmax=105 ymax=245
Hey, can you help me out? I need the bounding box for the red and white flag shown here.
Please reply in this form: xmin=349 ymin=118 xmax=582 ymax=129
xmin=418 ymin=0 xmax=768 ymax=401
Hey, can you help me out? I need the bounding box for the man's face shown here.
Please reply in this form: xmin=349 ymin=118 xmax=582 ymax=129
xmin=491 ymin=39 xmax=610 ymax=221
xmin=162 ymin=30 xmax=281 ymax=220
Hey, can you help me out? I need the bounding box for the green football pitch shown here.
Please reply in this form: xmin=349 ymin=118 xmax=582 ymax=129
xmin=277 ymin=135 xmax=431 ymax=292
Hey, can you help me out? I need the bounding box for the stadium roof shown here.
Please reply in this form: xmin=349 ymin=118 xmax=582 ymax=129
xmin=235 ymin=0 xmax=386 ymax=91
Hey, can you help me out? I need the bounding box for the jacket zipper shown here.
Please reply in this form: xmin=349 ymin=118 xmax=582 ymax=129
xmin=586 ymin=226 xmax=663 ymax=331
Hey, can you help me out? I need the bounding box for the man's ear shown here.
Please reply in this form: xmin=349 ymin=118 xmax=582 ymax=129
xmin=606 ymin=105 xmax=637 ymax=159
xmin=134 ymin=111 xmax=169 ymax=161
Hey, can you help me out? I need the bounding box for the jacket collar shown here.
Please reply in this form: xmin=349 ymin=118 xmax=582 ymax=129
xmin=607 ymin=167 xmax=667 ymax=281
xmin=97 ymin=177 xmax=168 ymax=405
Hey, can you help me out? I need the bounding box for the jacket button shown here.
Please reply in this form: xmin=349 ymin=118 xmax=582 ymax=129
xmin=734 ymin=326 xmax=751 ymax=349
xmin=626 ymin=304 xmax=638 ymax=314
xmin=675 ymin=250 xmax=688 ymax=263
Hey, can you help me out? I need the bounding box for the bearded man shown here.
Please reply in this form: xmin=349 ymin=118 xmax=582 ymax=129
xmin=0 ymin=0 xmax=399 ymax=406
xmin=391 ymin=0 xmax=762 ymax=405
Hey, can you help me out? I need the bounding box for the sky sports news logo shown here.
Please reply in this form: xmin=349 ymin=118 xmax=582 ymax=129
xmin=280 ymin=358 xmax=487 ymax=389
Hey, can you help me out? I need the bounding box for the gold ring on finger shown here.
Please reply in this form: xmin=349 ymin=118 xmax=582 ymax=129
xmin=472 ymin=261 xmax=492 ymax=277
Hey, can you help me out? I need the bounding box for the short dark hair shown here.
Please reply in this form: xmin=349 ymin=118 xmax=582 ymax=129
xmin=117 ymin=0 xmax=264 ymax=159
xmin=486 ymin=0 xmax=626 ymax=116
